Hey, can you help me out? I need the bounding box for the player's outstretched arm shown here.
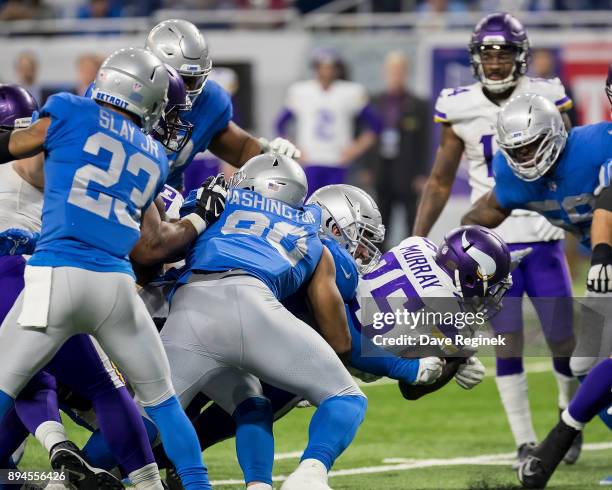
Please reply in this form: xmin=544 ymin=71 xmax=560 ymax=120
xmin=307 ymin=247 xmax=352 ymax=362
xmin=461 ymin=189 xmax=511 ymax=228
xmin=0 ymin=118 xmax=50 ymax=164
xmin=131 ymin=200 xmax=199 ymax=266
xmin=413 ymin=124 xmax=464 ymax=236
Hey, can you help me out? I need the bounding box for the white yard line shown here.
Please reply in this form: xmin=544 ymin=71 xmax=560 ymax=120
xmin=211 ymin=442 xmax=612 ymax=486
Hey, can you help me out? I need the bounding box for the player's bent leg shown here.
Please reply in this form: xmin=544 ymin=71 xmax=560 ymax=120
xmin=93 ymin=275 xmax=210 ymax=490
xmin=44 ymin=334 xmax=159 ymax=487
xmin=518 ymin=358 xmax=612 ymax=489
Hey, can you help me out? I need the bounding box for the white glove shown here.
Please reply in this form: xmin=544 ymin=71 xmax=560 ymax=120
xmin=455 ymin=356 xmax=486 ymax=390
xmin=414 ymin=357 xmax=444 ymax=385
xmin=586 ymin=263 xmax=612 ymax=294
xmin=259 ymin=137 xmax=302 ymax=159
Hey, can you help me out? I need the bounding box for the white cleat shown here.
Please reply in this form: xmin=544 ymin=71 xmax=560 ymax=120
xmin=280 ymin=459 xmax=332 ymax=490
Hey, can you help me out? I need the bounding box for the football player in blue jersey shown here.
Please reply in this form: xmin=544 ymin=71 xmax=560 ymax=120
xmin=0 ymin=48 xmax=226 ymax=490
xmin=138 ymin=154 xmax=365 ymax=490
xmin=145 ymin=19 xmax=300 ymax=190
xmin=461 ymin=93 xmax=612 ymax=368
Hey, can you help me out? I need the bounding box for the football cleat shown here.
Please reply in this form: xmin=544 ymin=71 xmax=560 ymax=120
xmin=50 ymin=441 xmax=124 ymax=490
xmin=512 ymin=442 xmax=537 ymax=470
xmin=600 ymin=476 xmax=612 ymax=486
xmin=281 ymin=459 xmax=332 ymax=490
xmin=517 ymin=419 xmax=581 ymax=488
xmin=165 ymin=466 xmax=184 ymax=490
xmin=562 ymin=430 xmax=583 ymax=465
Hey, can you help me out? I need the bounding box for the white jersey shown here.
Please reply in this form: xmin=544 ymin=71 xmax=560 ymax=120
xmin=435 ymin=76 xmax=572 ymax=243
xmin=354 ymin=236 xmax=464 ymax=356
xmin=0 ymin=162 xmax=43 ymax=233
xmin=285 ymin=79 xmax=368 ymax=166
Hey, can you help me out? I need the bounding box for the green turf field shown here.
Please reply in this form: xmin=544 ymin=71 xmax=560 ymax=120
xmin=19 ymin=362 xmax=611 ymax=489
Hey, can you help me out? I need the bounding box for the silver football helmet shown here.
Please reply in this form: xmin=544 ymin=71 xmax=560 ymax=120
xmin=229 ymin=153 xmax=308 ymax=208
xmin=145 ymin=19 xmax=212 ymax=102
xmin=496 ymin=93 xmax=567 ymax=181
xmin=307 ymin=184 xmax=385 ymax=273
xmin=93 ymin=48 xmax=168 ymax=134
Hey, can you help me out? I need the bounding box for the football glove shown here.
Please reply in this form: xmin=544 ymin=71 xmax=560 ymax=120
xmin=0 ymin=228 xmax=40 ymax=256
xmin=259 ymin=137 xmax=302 ymax=159
xmin=184 ymin=174 xmax=228 ymax=234
xmin=455 ymin=356 xmax=485 ymax=389
xmin=586 ymin=244 xmax=612 ymax=294
xmin=414 ymin=357 xmax=444 ymax=385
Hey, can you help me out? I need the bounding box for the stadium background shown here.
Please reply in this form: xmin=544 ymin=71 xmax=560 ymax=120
xmin=1 ymin=0 xmax=610 ymax=488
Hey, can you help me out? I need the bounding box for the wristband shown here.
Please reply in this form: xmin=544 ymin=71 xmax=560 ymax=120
xmin=183 ymin=213 xmax=207 ymax=234
xmin=591 ymin=243 xmax=612 ymax=266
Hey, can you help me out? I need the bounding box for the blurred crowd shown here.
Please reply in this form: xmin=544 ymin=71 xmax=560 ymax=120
xmin=0 ymin=0 xmax=611 ymax=21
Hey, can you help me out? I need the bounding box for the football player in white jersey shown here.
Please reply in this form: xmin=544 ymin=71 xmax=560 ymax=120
xmin=275 ymin=48 xmax=382 ymax=195
xmin=413 ymin=12 xmax=580 ymax=466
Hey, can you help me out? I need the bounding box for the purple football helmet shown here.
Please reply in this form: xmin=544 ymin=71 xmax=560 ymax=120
xmin=606 ymin=63 xmax=612 ymax=115
xmin=0 ymin=84 xmax=38 ymax=132
xmin=469 ymin=12 xmax=530 ymax=94
xmin=154 ymin=65 xmax=193 ymax=154
xmin=436 ymin=225 xmax=512 ymax=319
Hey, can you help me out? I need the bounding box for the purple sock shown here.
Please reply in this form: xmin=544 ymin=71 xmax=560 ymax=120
xmin=496 ymin=357 xmax=523 ymax=376
xmin=14 ymin=371 xmax=61 ymax=434
xmin=568 ymin=358 xmax=612 ymax=424
xmin=552 ymin=357 xmax=573 ymax=377
xmin=91 ymin=385 xmax=154 ymax=474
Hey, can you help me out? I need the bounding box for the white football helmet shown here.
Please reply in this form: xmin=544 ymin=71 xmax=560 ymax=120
xmin=307 ymin=184 xmax=385 ymax=273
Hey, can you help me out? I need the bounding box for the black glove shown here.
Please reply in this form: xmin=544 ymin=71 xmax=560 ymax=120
xmin=185 ymin=174 xmax=228 ymax=233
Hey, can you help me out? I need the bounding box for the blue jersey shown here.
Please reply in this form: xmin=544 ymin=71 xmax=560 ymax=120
xmin=493 ymin=122 xmax=612 ymax=248
xmin=29 ymin=93 xmax=168 ymax=276
xmin=167 ymin=80 xmax=232 ymax=188
xmin=180 ymin=187 xmax=323 ymax=300
xmin=282 ymin=236 xmax=358 ymax=314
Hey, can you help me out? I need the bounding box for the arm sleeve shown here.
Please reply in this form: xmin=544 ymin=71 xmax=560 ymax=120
xmin=549 ymin=78 xmax=573 ymax=112
xmin=347 ymin=305 xmax=419 ymax=383
xmin=433 ymin=90 xmax=451 ymax=123
xmin=39 ymin=93 xmax=75 ymax=152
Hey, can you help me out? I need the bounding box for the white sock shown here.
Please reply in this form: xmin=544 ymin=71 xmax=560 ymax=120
xmin=562 ymin=408 xmax=585 ymax=431
xmin=247 ymin=483 xmax=273 ymax=489
xmin=552 ymin=368 xmax=579 ymax=410
xmin=128 ymin=463 xmax=164 ymax=490
xmin=34 ymin=421 xmax=68 ymax=453
xmin=495 ymin=372 xmax=537 ymax=447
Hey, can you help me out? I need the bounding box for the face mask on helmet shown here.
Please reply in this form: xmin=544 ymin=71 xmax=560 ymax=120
xmin=470 ymin=43 xmax=527 ymax=94
xmin=154 ymin=106 xmax=193 ymax=154
xmin=498 ymin=127 xmax=566 ymax=181
xmin=181 ymin=58 xmax=212 ymax=103
xmin=606 ymin=64 xmax=612 ymax=117
xmin=328 ymin=209 xmax=385 ymax=274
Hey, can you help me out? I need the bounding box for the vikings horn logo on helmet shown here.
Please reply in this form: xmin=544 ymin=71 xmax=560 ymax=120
xmin=461 ymin=231 xmax=497 ymax=279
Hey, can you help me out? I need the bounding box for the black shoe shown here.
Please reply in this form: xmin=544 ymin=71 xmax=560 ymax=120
xmin=563 ymin=430 xmax=582 ymax=465
xmin=49 ymin=441 xmax=124 ymax=490
xmin=512 ymin=442 xmax=537 ymax=470
xmin=517 ymin=420 xmax=580 ymax=489
xmin=165 ymin=466 xmax=184 ymax=490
